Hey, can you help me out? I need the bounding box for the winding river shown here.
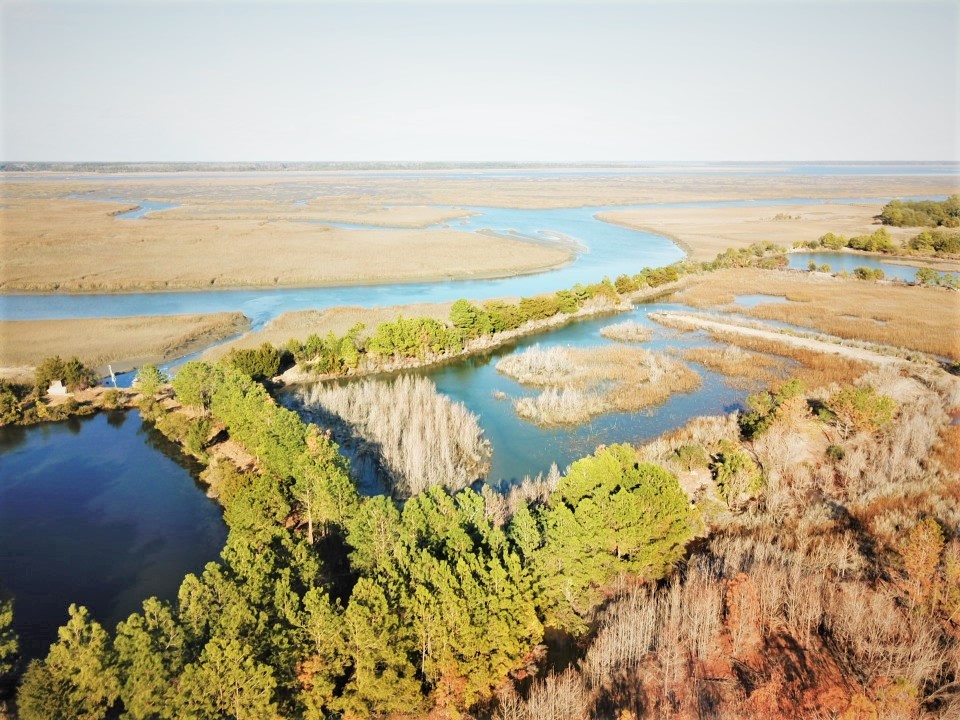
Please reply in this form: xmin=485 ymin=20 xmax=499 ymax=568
xmin=1 ymin=186 xmax=954 ymax=659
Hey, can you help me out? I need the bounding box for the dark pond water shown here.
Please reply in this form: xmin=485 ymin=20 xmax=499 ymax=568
xmin=0 ymin=411 xmax=226 ymax=660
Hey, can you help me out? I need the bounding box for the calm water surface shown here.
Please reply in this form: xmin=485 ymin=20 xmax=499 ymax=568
xmin=788 ymin=252 xmax=960 ymax=282
xmin=0 ymin=411 xmax=226 ymax=659
xmin=293 ymin=301 xmax=752 ymax=486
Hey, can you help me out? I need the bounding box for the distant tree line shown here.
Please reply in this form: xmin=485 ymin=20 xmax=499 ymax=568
xmin=880 ymin=195 xmax=960 ymax=228
xmin=801 ymin=227 xmax=960 ymax=260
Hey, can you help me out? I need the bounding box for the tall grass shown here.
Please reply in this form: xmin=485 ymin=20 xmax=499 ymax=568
xmin=599 ymin=320 xmax=653 ymax=343
xmin=298 ymin=375 xmax=491 ymax=497
xmin=683 ymin=345 xmax=786 ymax=389
xmin=496 ymin=345 xmax=701 ymax=425
xmin=676 ymin=267 xmax=960 ymax=360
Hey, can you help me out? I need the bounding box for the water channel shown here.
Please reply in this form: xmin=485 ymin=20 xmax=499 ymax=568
xmin=1 ymin=186 xmax=953 ymax=659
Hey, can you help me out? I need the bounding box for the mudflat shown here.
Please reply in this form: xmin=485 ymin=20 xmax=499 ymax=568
xmin=0 ymin=312 xmax=250 ymax=381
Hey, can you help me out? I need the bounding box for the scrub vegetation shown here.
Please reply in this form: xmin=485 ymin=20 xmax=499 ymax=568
xmin=496 ymin=367 xmax=960 ymax=720
xmin=497 ymin=345 xmax=701 ymax=425
xmin=802 ymin=226 xmax=960 ymax=259
xmin=880 ymin=194 xmax=960 ymax=228
xmin=598 ymin=320 xmax=653 ymax=343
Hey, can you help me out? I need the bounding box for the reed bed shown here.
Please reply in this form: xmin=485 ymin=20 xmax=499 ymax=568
xmin=299 ymin=375 xmax=491 ymax=497
xmin=599 ymin=320 xmax=653 ymax=343
xmin=682 ymin=346 xmax=787 ymax=389
xmin=676 ymin=268 xmax=960 ymax=360
xmin=497 ymin=345 xmax=701 ymax=425
xmin=701 ymin=329 xmax=873 ymax=388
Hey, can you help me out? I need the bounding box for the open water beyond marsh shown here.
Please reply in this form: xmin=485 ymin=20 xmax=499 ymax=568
xmin=0 ymin=188 xmax=951 ymax=660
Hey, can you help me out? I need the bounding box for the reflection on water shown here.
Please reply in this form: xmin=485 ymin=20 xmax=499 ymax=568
xmin=0 ymin=411 xmax=226 ymax=660
xmin=292 ymin=300 xmax=753 ymax=486
xmin=788 ymin=252 xmax=959 ymax=283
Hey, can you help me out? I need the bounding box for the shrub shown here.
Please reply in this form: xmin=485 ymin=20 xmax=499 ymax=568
xmin=827 ymin=385 xmax=897 ymax=437
xmin=675 ymin=443 xmax=710 ymax=471
xmin=367 ymin=316 xmax=462 ymax=359
xmin=100 ymin=389 xmax=122 ymax=410
xmin=739 ymin=378 xmax=806 ymax=438
xmin=0 ymin=382 xmax=22 ymax=426
xmin=826 ymin=444 xmax=845 ymax=461
xmin=819 ymin=232 xmax=848 ymax=250
xmin=135 ymin=364 xmax=168 ymax=396
xmin=711 ymin=440 xmax=763 ymax=508
xmin=853 ymin=266 xmax=885 ymax=281
xmin=34 ymin=355 xmax=97 ymax=394
xmin=848 ymin=228 xmax=895 ymax=253
xmin=226 ymin=343 xmax=281 ymax=381
xmin=450 ymin=299 xmax=493 ymax=339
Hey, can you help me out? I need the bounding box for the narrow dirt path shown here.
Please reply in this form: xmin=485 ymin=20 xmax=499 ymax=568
xmin=650 ymin=311 xmax=908 ymax=367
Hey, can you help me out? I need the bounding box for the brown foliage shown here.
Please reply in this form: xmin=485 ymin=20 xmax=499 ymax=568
xmin=677 ymin=267 xmax=960 ymax=360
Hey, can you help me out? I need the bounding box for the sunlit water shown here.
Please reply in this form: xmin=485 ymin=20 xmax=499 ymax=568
xmin=291 ymin=300 xmax=753 ymax=486
xmin=788 ymin=252 xmax=959 ymax=283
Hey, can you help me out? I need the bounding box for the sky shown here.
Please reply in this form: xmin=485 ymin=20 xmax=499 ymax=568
xmin=1 ymin=0 xmax=958 ymax=162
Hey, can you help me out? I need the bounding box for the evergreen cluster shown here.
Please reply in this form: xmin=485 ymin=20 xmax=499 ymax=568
xmin=853 ymin=266 xmax=886 ymax=281
xmin=915 ymin=267 xmax=960 ymax=288
xmin=14 ymin=363 xmax=698 ymax=719
xmin=226 ymin=343 xmax=282 ymax=382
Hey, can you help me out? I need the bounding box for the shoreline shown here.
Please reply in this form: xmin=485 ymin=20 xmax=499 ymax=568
xmin=274 ymin=284 xmax=680 ymax=388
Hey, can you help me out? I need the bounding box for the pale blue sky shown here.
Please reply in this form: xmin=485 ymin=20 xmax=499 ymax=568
xmin=1 ymin=0 xmax=957 ymax=161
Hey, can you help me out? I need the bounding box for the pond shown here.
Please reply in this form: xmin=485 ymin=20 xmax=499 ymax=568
xmin=0 ymin=411 xmax=226 ymax=660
